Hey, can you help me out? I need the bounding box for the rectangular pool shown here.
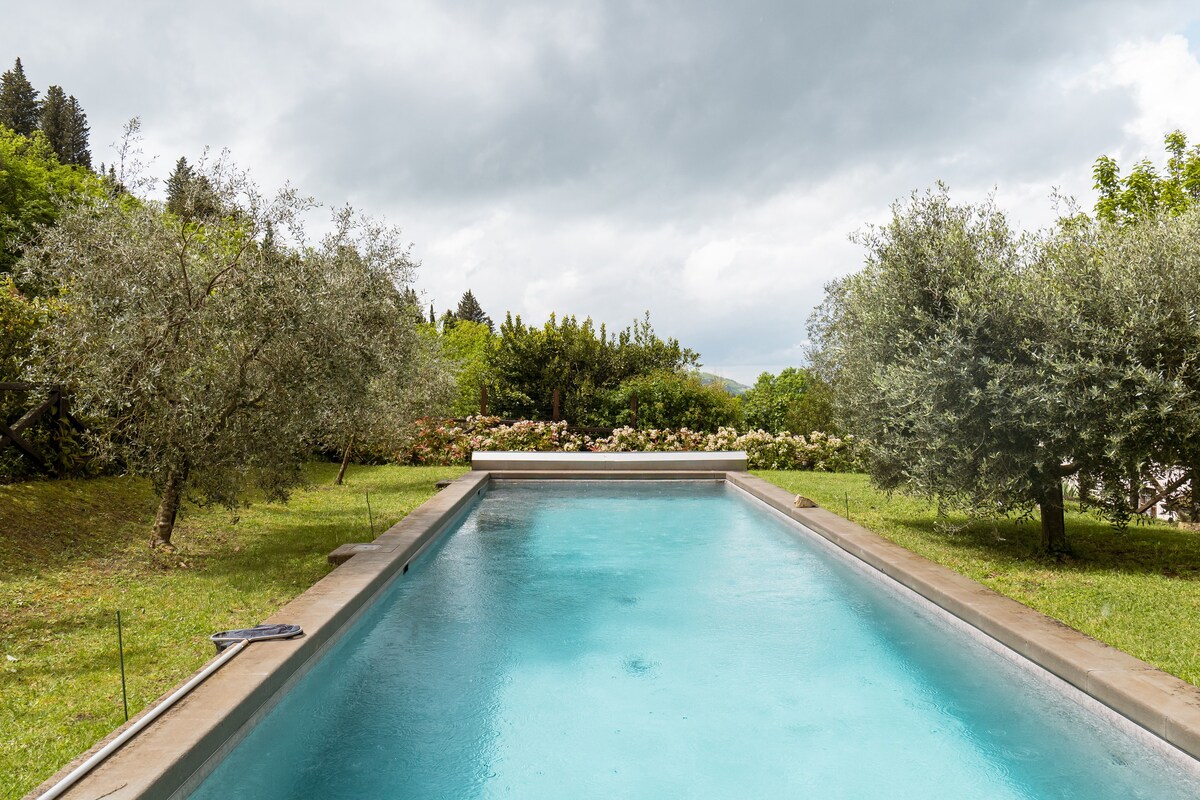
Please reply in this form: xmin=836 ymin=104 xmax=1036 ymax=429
xmin=187 ymin=480 xmax=1200 ymax=798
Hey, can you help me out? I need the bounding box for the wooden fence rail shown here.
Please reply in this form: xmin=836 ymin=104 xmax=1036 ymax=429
xmin=0 ymin=382 xmax=87 ymax=472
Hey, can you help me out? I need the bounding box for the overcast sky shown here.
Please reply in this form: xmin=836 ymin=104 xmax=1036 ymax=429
xmin=6 ymin=2 xmax=1200 ymax=383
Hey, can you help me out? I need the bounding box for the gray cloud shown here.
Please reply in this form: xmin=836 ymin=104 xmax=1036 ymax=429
xmin=3 ymin=0 xmax=1198 ymax=381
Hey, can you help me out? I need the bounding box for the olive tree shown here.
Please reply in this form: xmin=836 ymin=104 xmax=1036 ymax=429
xmin=1044 ymin=207 xmax=1200 ymax=520
xmin=811 ymin=188 xmax=1085 ymax=552
xmin=813 ymin=186 xmax=1200 ymax=554
xmin=23 ymin=159 xmax=435 ymax=547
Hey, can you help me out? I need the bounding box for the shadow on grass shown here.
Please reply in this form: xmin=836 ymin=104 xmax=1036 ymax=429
xmin=759 ymin=470 xmax=1200 ymax=580
xmin=0 ymin=476 xmax=160 ymax=580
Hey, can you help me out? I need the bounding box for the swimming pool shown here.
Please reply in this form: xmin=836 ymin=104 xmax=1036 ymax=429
xmin=184 ymin=480 xmax=1200 ymax=799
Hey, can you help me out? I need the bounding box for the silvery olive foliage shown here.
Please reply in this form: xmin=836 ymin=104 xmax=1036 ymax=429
xmin=810 ymin=186 xmax=1200 ymax=553
xmin=22 ymin=156 xmax=449 ymax=546
xmin=1045 ymin=206 xmax=1200 ymax=519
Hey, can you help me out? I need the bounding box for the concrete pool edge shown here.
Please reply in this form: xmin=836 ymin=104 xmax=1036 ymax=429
xmin=33 ymin=467 xmax=1200 ymax=798
xmin=32 ymin=470 xmax=491 ymax=800
xmin=725 ymin=471 xmax=1200 ymax=761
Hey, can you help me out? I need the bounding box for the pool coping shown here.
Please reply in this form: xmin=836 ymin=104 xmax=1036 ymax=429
xmin=31 ymin=468 xmax=1200 ymax=798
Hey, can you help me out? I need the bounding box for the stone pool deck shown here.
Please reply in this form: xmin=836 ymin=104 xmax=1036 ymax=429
xmin=28 ymin=459 xmax=1200 ymax=798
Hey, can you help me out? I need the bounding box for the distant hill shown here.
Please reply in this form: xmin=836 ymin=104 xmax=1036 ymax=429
xmin=694 ymin=371 xmax=751 ymax=396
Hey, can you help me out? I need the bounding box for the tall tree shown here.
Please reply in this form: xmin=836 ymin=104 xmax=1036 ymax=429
xmin=1093 ymin=130 xmax=1200 ymax=225
xmin=811 ymin=188 xmax=1078 ymax=553
xmin=62 ymin=94 xmax=90 ymax=167
xmin=164 ymin=156 xmax=219 ymax=220
xmin=0 ymin=58 xmax=39 ymax=136
xmin=455 ymin=289 xmax=493 ymax=331
xmin=38 ymin=85 xmax=70 ymax=161
xmin=22 ymin=159 xmax=442 ymax=547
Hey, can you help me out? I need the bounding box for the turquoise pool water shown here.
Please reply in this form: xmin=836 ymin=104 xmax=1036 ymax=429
xmin=190 ymin=481 xmax=1200 ymax=799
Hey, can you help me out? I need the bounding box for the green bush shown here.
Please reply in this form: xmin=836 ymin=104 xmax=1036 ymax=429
xmin=609 ymin=370 xmax=742 ymax=432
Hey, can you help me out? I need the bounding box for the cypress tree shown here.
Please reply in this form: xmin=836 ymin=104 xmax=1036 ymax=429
xmin=0 ymin=58 xmax=40 ymax=136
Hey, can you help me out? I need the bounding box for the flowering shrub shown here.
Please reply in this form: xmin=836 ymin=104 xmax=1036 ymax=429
xmin=400 ymin=418 xmax=471 ymax=465
xmin=593 ymin=426 xmax=861 ymax=471
xmin=398 ymin=417 xmax=862 ymax=471
xmin=470 ymin=419 xmax=580 ymax=452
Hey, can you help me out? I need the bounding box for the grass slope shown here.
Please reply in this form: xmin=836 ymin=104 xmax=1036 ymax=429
xmin=0 ymin=463 xmax=466 ymax=800
xmin=758 ymin=471 xmax=1200 ymax=688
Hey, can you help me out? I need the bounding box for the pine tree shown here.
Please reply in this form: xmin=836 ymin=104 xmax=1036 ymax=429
xmin=39 ymin=85 xmax=70 ymax=161
xmin=165 ymin=156 xmax=219 ymax=219
xmin=63 ymin=95 xmax=91 ymax=167
xmin=429 ymin=303 xmax=436 ymax=325
xmin=165 ymin=157 xmax=194 ymax=215
xmin=455 ymin=290 xmax=493 ymax=331
xmin=0 ymin=58 xmax=40 ymax=136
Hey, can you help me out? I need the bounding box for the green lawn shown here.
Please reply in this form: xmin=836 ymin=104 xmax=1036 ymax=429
xmin=757 ymin=471 xmax=1200 ymax=688
xmin=0 ymin=463 xmax=467 ymax=800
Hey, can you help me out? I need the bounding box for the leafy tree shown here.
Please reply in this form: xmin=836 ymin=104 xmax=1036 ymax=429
xmin=440 ymin=318 xmax=494 ymax=417
xmin=22 ymin=160 xmax=438 ymax=547
xmin=312 ymin=212 xmax=455 ymax=483
xmin=811 ymin=188 xmax=1083 ymax=553
xmin=1093 ymin=130 xmax=1200 ymax=225
xmin=1043 ymin=207 xmax=1200 ymax=521
xmin=0 ymin=126 xmax=106 ymax=280
xmin=610 ymin=370 xmax=741 ymax=431
xmin=0 ymin=58 xmax=39 ymax=136
xmin=489 ymin=312 xmax=697 ymax=424
xmin=455 ymin=289 xmax=493 ymax=331
xmin=741 ymin=367 xmax=836 ymax=434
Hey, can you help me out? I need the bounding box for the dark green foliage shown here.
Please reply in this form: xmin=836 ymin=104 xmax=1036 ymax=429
xmin=164 ymin=156 xmax=220 ymax=220
xmin=610 ymin=370 xmax=741 ymax=431
xmin=741 ymin=367 xmax=836 ymax=434
xmin=399 ymin=287 xmax=426 ymax=325
xmin=0 ymin=58 xmax=39 ymax=136
xmin=62 ymin=95 xmax=90 ymax=168
xmin=1093 ymin=130 xmax=1200 ymax=225
xmin=38 ymin=86 xmax=69 ymax=162
xmin=488 ymin=312 xmax=698 ymax=424
xmin=454 ymin=289 xmax=492 ymax=331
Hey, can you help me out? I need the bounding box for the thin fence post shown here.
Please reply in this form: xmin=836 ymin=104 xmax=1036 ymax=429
xmin=480 ymin=385 xmax=488 ymax=416
xmin=552 ymin=388 xmax=561 ymax=422
xmin=117 ymin=611 xmax=129 ymax=722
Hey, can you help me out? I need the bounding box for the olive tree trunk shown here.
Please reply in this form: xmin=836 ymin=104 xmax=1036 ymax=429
xmin=1038 ymin=478 xmax=1070 ymax=556
xmin=151 ymin=464 xmax=188 ymax=549
xmin=334 ymin=437 xmax=353 ymax=486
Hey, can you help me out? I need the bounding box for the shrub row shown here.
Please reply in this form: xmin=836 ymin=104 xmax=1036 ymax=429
xmin=399 ymin=416 xmax=862 ymax=472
